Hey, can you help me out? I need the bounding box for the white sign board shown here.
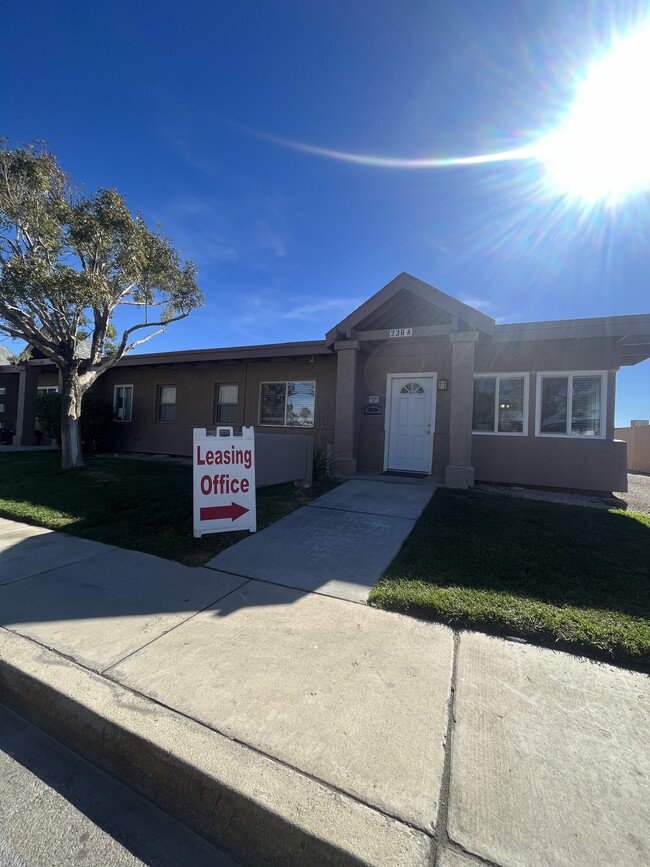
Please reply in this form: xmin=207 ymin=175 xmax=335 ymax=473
xmin=389 ymin=328 xmax=413 ymax=338
xmin=193 ymin=427 xmax=256 ymax=538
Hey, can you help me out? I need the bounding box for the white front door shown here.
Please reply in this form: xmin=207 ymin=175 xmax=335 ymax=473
xmin=385 ymin=374 xmax=436 ymax=473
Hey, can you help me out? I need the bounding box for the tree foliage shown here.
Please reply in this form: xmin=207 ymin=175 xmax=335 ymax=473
xmin=0 ymin=140 xmax=203 ymax=467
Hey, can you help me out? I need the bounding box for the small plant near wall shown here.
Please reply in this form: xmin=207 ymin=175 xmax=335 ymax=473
xmin=36 ymin=392 xmax=114 ymax=453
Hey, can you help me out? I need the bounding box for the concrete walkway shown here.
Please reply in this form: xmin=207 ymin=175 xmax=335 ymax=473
xmin=0 ymin=480 xmax=648 ymax=867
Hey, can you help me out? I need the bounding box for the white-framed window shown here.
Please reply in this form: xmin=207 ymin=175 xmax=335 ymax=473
xmin=536 ymin=371 xmax=607 ymax=438
xmin=114 ymin=384 xmax=133 ymax=422
xmin=157 ymin=385 xmax=176 ymax=422
xmin=37 ymin=386 xmax=59 ymax=395
xmin=259 ymin=381 xmax=316 ymax=427
xmin=472 ymin=373 xmax=529 ymax=435
xmin=215 ymin=383 xmax=238 ymax=424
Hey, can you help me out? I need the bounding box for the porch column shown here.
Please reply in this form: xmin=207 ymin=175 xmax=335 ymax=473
xmin=332 ymin=339 xmax=360 ymax=477
xmin=445 ymin=331 xmax=479 ymax=488
xmin=12 ymin=365 xmax=39 ymax=446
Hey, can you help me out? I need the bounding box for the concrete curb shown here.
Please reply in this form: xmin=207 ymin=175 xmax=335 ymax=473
xmin=0 ymin=629 xmax=433 ymax=866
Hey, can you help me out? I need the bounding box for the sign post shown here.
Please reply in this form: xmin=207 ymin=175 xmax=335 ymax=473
xmin=193 ymin=427 xmax=257 ymax=538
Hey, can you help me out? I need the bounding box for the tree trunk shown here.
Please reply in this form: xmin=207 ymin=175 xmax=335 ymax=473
xmin=60 ymin=368 xmax=85 ymax=469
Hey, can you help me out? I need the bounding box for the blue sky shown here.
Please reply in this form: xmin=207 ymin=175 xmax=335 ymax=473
xmin=2 ymin=0 xmax=648 ymax=425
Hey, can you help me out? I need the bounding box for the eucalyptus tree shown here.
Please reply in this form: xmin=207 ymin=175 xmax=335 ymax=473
xmin=0 ymin=141 xmax=202 ymax=468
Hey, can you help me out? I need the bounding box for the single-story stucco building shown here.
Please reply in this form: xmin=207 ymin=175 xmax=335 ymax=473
xmin=2 ymin=273 xmax=650 ymax=491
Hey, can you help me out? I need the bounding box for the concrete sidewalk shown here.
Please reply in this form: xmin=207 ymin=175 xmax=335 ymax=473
xmin=0 ymin=480 xmax=648 ymax=867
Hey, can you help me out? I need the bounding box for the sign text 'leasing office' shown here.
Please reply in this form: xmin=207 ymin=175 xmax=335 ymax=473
xmin=193 ymin=427 xmax=257 ymax=537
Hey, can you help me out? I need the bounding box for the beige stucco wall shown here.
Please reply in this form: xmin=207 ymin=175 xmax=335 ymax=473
xmin=470 ymin=338 xmax=624 ymax=490
xmin=472 ymin=436 xmax=627 ymax=492
xmin=615 ymin=426 xmax=650 ymax=473
xmin=0 ymin=372 xmax=19 ymax=433
xmin=475 ymin=336 xmax=620 ymax=375
xmin=95 ymin=356 xmax=337 ymax=458
xmin=355 ymin=338 xmax=451 ymax=475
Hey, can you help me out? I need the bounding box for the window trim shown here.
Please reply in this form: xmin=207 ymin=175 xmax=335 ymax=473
xmin=214 ymin=382 xmax=239 ymax=425
xmin=472 ymin=373 xmax=529 ymax=436
xmin=258 ymin=380 xmax=316 ymax=428
xmin=535 ymin=371 xmax=608 ymax=439
xmin=156 ymin=384 xmax=177 ymax=423
xmin=113 ymin=384 xmax=134 ymax=423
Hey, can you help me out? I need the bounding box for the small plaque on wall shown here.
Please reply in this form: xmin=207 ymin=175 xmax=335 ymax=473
xmin=368 ymin=395 xmax=380 ymax=404
xmin=389 ymin=328 xmax=413 ymax=338
xmin=364 ymin=404 xmax=383 ymax=415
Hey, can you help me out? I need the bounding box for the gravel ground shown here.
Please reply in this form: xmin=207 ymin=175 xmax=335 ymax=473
xmin=618 ymin=472 xmax=650 ymax=515
xmin=477 ymin=472 xmax=650 ymax=514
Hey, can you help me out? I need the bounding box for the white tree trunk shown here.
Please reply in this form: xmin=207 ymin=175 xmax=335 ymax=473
xmin=60 ymin=370 xmax=85 ymax=469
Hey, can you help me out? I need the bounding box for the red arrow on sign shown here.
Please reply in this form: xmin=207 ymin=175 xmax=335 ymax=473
xmin=200 ymin=502 xmax=249 ymax=522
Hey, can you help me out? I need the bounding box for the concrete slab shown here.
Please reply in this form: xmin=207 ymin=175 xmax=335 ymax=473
xmin=206 ymin=506 xmax=415 ymax=602
xmin=0 ymin=549 xmax=248 ymax=671
xmin=0 ymin=525 xmax=50 ymax=543
xmin=436 ymin=849 xmax=480 ymax=867
xmin=0 ymin=531 xmax=115 ymax=586
xmin=449 ymin=632 xmax=650 ymax=867
xmin=1 ymin=628 xmax=434 ymax=866
xmin=0 ymin=518 xmax=51 ymax=538
xmin=107 ymin=580 xmax=454 ymax=831
xmin=307 ymin=479 xmax=435 ymax=520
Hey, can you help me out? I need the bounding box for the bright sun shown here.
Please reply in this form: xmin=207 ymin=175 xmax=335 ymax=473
xmin=538 ymin=26 xmax=650 ymax=204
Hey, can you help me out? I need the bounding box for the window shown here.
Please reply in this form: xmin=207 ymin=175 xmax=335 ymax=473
xmin=537 ymin=372 xmax=605 ymax=438
xmin=472 ymin=374 xmax=528 ymax=435
xmin=37 ymin=386 xmax=59 ymax=395
xmin=259 ymin=381 xmax=315 ymax=427
xmin=215 ymin=383 xmax=238 ymax=424
xmin=157 ymin=386 xmax=176 ymax=422
xmin=400 ymin=381 xmax=425 ymax=394
xmin=114 ymin=385 xmax=133 ymax=422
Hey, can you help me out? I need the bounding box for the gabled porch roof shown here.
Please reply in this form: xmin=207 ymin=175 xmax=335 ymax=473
xmin=325 ymin=272 xmax=496 ymax=346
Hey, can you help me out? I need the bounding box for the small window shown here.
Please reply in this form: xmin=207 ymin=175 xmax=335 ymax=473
xmin=472 ymin=374 xmax=528 ymax=435
xmin=114 ymin=385 xmax=133 ymax=422
xmin=0 ymin=387 xmax=6 ymax=395
xmin=400 ymin=382 xmax=425 ymax=394
xmin=0 ymin=404 xmax=4 ymax=413
xmin=37 ymin=386 xmax=59 ymax=395
xmin=259 ymin=381 xmax=315 ymax=427
xmin=215 ymin=383 xmax=238 ymax=424
xmin=157 ymin=386 xmax=176 ymax=422
xmin=537 ymin=372 xmax=605 ymax=438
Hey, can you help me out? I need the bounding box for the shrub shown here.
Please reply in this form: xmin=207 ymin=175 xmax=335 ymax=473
xmin=35 ymin=392 xmax=113 ymax=453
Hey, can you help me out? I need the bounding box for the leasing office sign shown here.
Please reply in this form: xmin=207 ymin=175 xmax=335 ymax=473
xmin=193 ymin=427 xmax=257 ymax=537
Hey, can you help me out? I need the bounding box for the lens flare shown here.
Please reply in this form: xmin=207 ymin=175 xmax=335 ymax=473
xmin=244 ymin=127 xmax=537 ymax=170
xmin=228 ymin=24 xmax=650 ymax=207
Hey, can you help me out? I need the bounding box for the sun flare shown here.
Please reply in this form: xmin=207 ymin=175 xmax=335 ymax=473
xmin=537 ymin=26 xmax=650 ymax=204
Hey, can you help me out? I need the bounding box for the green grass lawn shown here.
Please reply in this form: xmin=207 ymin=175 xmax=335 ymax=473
xmin=0 ymin=452 xmax=329 ymax=567
xmin=369 ymin=487 xmax=650 ymax=672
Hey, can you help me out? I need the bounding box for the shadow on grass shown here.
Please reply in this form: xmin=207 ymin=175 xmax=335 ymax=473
xmin=370 ymin=487 xmax=650 ymax=672
xmin=0 ymin=451 xmax=328 ymax=567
